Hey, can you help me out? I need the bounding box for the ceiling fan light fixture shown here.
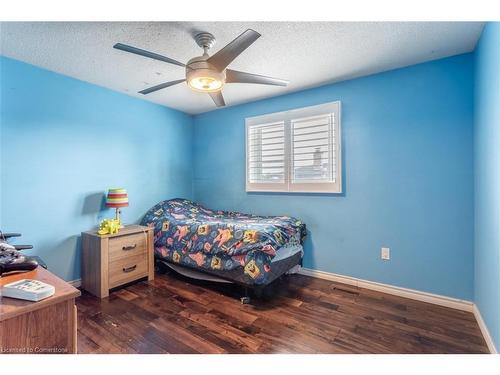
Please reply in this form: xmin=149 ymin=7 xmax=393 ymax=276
xmin=188 ymin=76 xmax=223 ymax=92
xmin=186 ymin=68 xmax=225 ymax=93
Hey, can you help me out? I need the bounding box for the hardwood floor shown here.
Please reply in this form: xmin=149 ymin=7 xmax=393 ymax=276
xmin=76 ymin=270 xmax=489 ymax=354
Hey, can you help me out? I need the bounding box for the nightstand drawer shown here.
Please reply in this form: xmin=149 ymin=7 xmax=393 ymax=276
xmin=108 ymin=232 xmax=147 ymax=262
xmin=109 ymin=254 xmax=148 ymax=289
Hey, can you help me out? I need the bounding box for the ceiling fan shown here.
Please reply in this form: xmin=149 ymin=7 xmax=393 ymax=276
xmin=113 ymin=29 xmax=289 ymax=107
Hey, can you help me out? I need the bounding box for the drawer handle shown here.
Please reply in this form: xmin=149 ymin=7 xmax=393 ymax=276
xmin=122 ymin=244 xmax=137 ymax=251
xmin=122 ymin=265 xmax=137 ymax=273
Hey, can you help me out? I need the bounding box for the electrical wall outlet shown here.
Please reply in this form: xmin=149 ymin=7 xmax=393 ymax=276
xmin=381 ymin=247 xmax=390 ymax=260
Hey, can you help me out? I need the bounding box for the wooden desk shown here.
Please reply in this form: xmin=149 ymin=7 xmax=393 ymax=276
xmin=0 ymin=267 xmax=80 ymax=354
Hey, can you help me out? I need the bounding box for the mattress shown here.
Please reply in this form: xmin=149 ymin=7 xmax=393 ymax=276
xmin=160 ymin=243 xmax=303 ymax=284
xmin=272 ymin=244 xmax=303 ymax=262
xmin=141 ymin=198 xmax=306 ymax=285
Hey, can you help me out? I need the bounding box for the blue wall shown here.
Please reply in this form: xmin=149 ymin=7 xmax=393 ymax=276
xmin=474 ymin=23 xmax=500 ymax=350
xmin=193 ymin=54 xmax=475 ymax=300
xmin=0 ymin=56 xmax=193 ymax=281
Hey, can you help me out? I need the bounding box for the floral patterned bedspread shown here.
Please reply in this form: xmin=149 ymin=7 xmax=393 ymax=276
xmin=140 ymin=198 xmax=306 ymax=284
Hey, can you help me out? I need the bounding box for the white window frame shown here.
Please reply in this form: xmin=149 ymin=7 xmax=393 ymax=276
xmin=246 ymin=101 xmax=342 ymax=193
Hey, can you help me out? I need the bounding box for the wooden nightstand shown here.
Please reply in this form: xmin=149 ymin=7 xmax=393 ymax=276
xmin=81 ymin=225 xmax=154 ymax=298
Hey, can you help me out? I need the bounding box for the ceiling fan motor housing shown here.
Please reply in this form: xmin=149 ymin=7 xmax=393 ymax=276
xmin=186 ymin=55 xmax=226 ymax=92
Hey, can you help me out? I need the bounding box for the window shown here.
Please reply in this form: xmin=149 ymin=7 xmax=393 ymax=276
xmin=246 ymin=101 xmax=341 ymax=193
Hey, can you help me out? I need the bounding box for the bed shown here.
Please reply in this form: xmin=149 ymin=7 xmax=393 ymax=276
xmin=140 ymin=198 xmax=306 ymax=295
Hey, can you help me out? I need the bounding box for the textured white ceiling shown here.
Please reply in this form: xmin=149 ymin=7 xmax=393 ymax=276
xmin=0 ymin=22 xmax=484 ymax=114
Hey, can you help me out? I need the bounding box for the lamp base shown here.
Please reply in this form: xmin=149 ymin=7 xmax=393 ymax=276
xmin=115 ymin=208 xmax=125 ymax=228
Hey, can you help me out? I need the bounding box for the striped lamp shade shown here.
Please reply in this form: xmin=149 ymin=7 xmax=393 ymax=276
xmin=105 ymin=188 xmax=129 ymax=208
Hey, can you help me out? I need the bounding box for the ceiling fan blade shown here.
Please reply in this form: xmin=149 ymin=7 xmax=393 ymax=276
xmin=208 ymin=91 xmax=226 ymax=107
xmin=114 ymin=43 xmax=185 ymax=68
xmin=225 ymin=69 xmax=289 ymax=86
xmin=139 ymin=79 xmax=185 ymax=95
xmin=207 ymin=29 xmax=261 ymax=71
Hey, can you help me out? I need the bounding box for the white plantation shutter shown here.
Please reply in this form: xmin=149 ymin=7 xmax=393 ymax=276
xmin=247 ymin=121 xmax=286 ymax=185
xmin=246 ymin=101 xmax=341 ymax=193
xmin=291 ymin=114 xmax=335 ymax=183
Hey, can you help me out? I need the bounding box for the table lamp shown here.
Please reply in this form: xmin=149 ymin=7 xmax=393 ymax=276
xmin=105 ymin=188 xmax=129 ymax=226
